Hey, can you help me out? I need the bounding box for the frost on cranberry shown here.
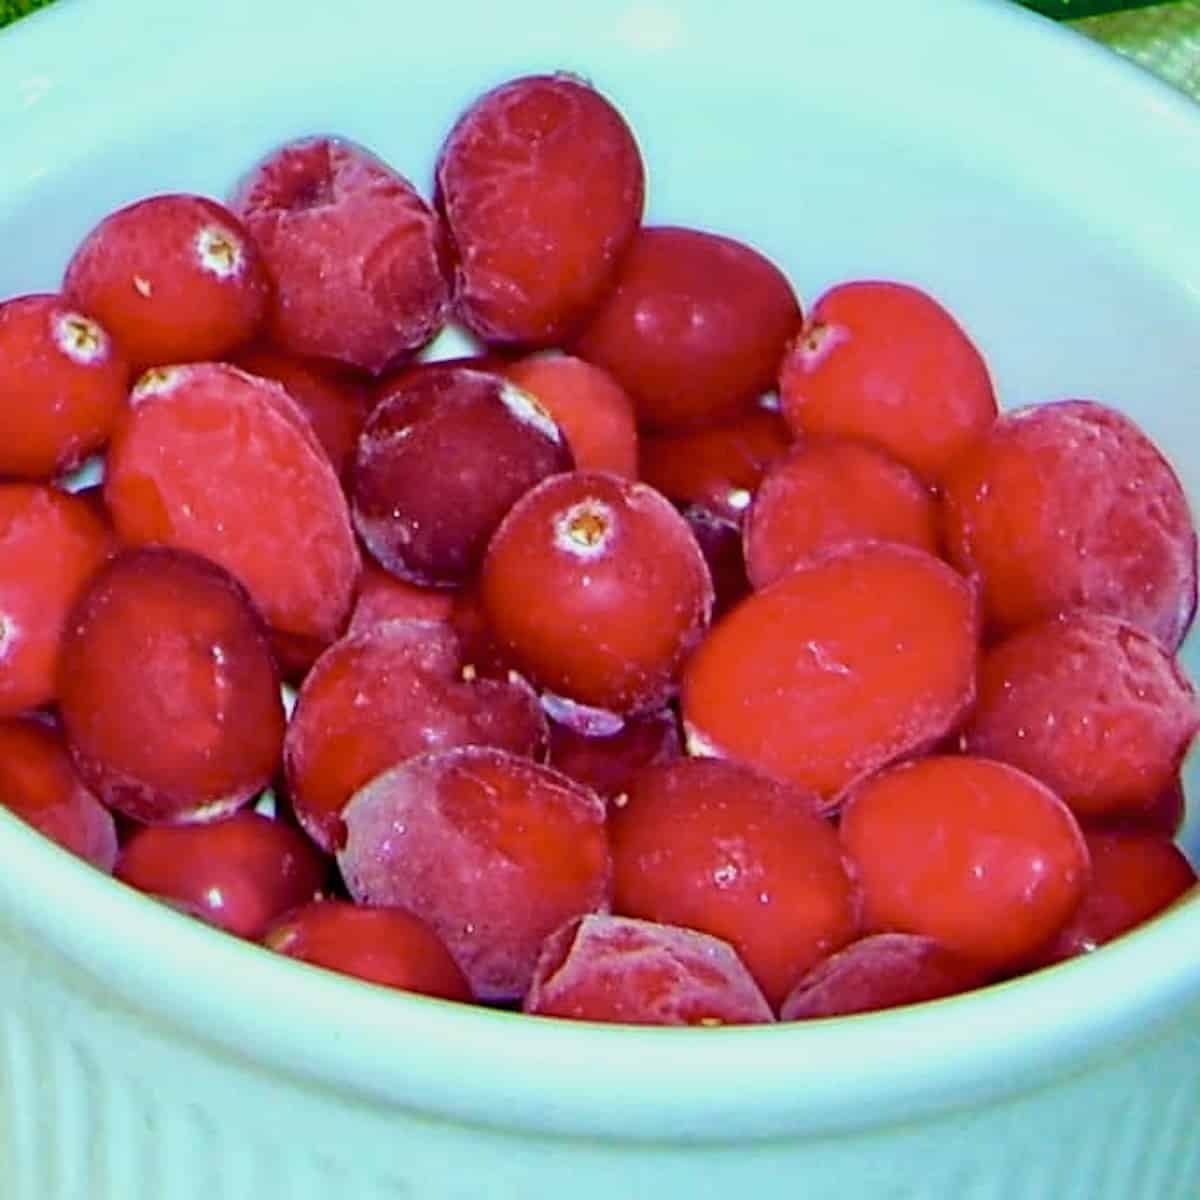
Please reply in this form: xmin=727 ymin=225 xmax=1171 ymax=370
xmin=941 ymin=399 xmax=1197 ymax=651
xmin=232 ymin=136 xmax=451 ymax=373
xmin=963 ymin=611 xmax=1198 ymax=820
xmin=284 ymin=617 xmax=547 ymax=853
xmin=480 ymin=471 xmax=713 ymax=715
xmin=524 ymin=914 xmax=774 ymax=1026
xmin=350 ymin=364 xmax=572 ymax=587
xmin=436 ymin=73 xmax=645 ymax=346
xmin=57 ymin=547 xmax=286 ymax=825
xmin=338 ymin=746 xmax=610 ymax=1003
xmin=104 ymin=362 xmax=360 ymax=643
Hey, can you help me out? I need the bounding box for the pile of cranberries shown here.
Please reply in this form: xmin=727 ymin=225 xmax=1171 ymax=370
xmin=0 ymin=72 xmax=1196 ymax=1025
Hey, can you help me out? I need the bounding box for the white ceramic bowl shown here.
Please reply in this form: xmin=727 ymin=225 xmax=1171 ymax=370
xmin=1 ymin=1 xmax=1198 ymax=1196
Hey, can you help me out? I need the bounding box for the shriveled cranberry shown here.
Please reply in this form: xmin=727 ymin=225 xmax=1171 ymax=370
xmin=232 ymin=136 xmax=451 ymax=372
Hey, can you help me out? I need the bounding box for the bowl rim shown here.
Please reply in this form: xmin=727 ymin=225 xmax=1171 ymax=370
xmin=0 ymin=0 xmax=1197 ymax=1145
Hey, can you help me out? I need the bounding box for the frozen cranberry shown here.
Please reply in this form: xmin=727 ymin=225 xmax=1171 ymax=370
xmin=285 ymin=619 xmax=547 ymax=852
xmin=232 ymin=136 xmax=451 ymax=372
xmin=963 ymin=612 xmax=1198 ymax=820
xmin=681 ymin=543 xmax=977 ymax=800
xmin=0 ymin=716 xmax=118 ymax=871
xmin=681 ymin=504 xmax=751 ymax=618
xmin=639 ymin=404 xmax=793 ymax=521
xmin=744 ymin=436 xmax=939 ymax=589
xmin=547 ymin=706 xmax=681 ymax=799
xmin=524 ymin=914 xmax=774 ymax=1026
xmin=104 ymin=363 xmax=360 ymax=643
xmin=0 ymin=294 xmax=129 ymax=480
xmin=500 ymin=354 xmax=638 ymax=477
xmin=480 ymin=471 xmax=713 ymax=715
xmin=779 ymin=933 xmax=985 ymax=1020
xmin=0 ymin=483 xmax=112 ymax=717
xmin=436 ymin=73 xmax=644 ymax=345
xmin=62 ymin=194 xmax=270 ymax=369
xmin=264 ymin=899 xmax=472 ymax=1001
xmin=610 ymin=759 xmax=858 ymax=1008
xmin=232 ymin=345 xmax=371 ymax=478
xmin=778 ymin=280 xmax=997 ymax=484
xmin=1027 ymin=830 xmax=1196 ymax=967
xmin=115 ymin=811 xmax=329 ymax=939
xmin=573 ymin=226 xmax=801 ymax=430
xmin=941 ymin=399 xmax=1197 ymax=651
xmin=338 ymin=746 xmax=610 ymax=1002
xmin=1090 ymin=777 xmax=1187 ymax=838
xmin=58 ymin=547 xmax=285 ymax=824
xmin=350 ymin=364 xmax=572 ymax=587
xmin=348 ymin=559 xmax=457 ymax=635
xmin=839 ymin=756 xmax=1090 ymax=971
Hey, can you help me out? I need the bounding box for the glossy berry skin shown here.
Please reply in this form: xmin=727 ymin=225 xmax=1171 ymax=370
xmin=104 ymin=363 xmax=360 ymax=643
xmin=480 ymin=471 xmax=714 ymax=715
xmin=839 ymin=756 xmax=1091 ymax=972
xmin=0 ymin=716 xmax=118 ymax=872
xmin=941 ymin=399 xmax=1197 ymax=651
xmin=500 ymin=354 xmax=638 ymax=477
xmin=610 ymin=759 xmax=859 ymax=1009
xmin=573 ymin=226 xmax=801 ymax=431
xmin=435 ymin=73 xmax=644 ymax=346
xmin=524 ymin=914 xmax=774 ymax=1026
xmin=338 ymin=746 xmax=610 ymax=1003
xmin=778 ymin=280 xmax=996 ymax=484
xmin=0 ymin=483 xmax=113 ymax=717
xmin=779 ymin=933 xmax=985 ymax=1021
xmin=744 ymin=435 xmax=939 ymax=590
xmin=284 ymin=618 xmax=547 ymax=853
xmin=232 ymin=136 xmax=451 ymax=372
xmin=681 ymin=505 xmax=752 ymax=619
xmin=62 ymin=193 xmax=270 ymax=369
xmin=57 ymin=547 xmax=286 ymax=825
xmin=115 ymin=811 xmax=329 ymax=940
xmin=1027 ymin=830 xmax=1196 ymax=967
xmin=0 ymin=294 xmax=130 ymax=480
xmin=264 ymin=899 xmax=472 ymax=1002
xmin=963 ymin=612 xmax=1198 ymax=820
xmin=681 ymin=543 xmax=978 ymax=800
xmin=350 ymin=364 xmax=572 ymax=587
